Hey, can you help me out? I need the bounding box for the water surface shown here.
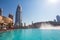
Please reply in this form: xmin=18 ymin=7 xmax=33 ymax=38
xmin=0 ymin=29 xmax=60 ymax=40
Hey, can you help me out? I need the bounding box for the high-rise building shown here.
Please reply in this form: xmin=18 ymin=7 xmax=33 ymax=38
xmin=0 ymin=8 xmax=3 ymax=16
xmin=15 ymin=4 xmax=22 ymax=28
xmin=24 ymin=23 xmax=26 ymax=27
xmin=56 ymin=15 xmax=60 ymax=22
xmin=8 ymin=13 xmax=13 ymax=19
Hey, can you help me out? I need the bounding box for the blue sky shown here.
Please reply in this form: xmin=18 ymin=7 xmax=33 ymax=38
xmin=0 ymin=0 xmax=60 ymax=25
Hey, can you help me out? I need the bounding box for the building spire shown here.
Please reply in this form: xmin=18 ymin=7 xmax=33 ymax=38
xmin=17 ymin=4 xmax=22 ymax=12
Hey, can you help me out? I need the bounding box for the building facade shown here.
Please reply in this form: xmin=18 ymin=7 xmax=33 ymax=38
xmin=56 ymin=15 xmax=60 ymax=22
xmin=8 ymin=14 xmax=13 ymax=19
xmin=0 ymin=8 xmax=14 ymax=29
xmin=15 ymin=4 xmax=22 ymax=28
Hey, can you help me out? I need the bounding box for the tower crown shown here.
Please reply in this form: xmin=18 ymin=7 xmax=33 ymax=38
xmin=17 ymin=4 xmax=22 ymax=12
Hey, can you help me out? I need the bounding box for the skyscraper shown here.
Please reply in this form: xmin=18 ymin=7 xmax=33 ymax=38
xmin=56 ymin=15 xmax=60 ymax=22
xmin=15 ymin=4 xmax=22 ymax=28
xmin=0 ymin=8 xmax=3 ymax=16
xmin=8 ymin=13 xmax=13 ymax=19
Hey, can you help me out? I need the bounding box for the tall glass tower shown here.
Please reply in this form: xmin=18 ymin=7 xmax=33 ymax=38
xmin=15 ymin=4 xmax=22 ymax=28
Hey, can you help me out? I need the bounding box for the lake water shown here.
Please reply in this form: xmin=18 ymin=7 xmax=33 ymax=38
xmin=0 ymin=29 xmax=60 ymax=40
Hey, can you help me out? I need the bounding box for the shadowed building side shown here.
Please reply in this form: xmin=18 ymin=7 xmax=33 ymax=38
xmin=8 ymin=13 xmax=13 ymax=20
xmin=0 ymin=8 xmax=3 ymax=16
